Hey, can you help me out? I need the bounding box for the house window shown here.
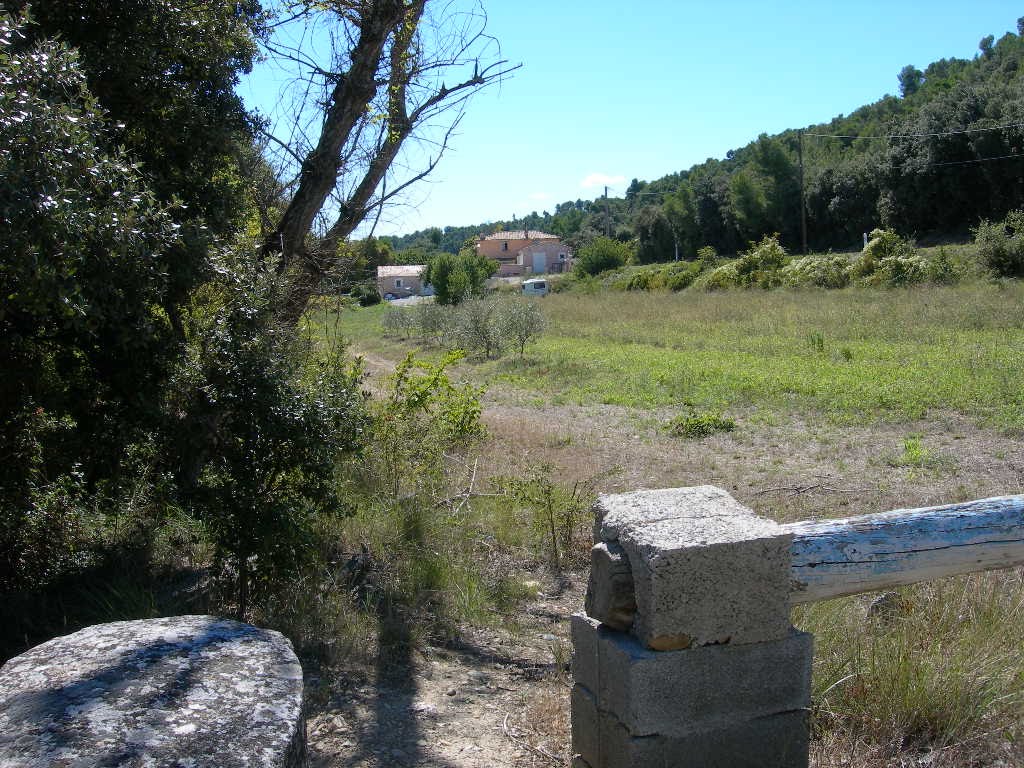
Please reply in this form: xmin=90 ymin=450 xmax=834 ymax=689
xmin=395 ymin=278 xmax=403 ymax=288
xmin=502 ymin=242 xmax=508 ymax=251
xmin=559 ymin=253 xmax=566 ymax=260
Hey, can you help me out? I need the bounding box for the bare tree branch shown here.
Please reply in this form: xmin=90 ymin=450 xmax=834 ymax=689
xmin=257 ymin=0 xmax=518 ymax=325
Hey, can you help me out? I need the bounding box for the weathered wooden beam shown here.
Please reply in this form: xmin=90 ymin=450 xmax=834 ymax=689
xmin=585 ymin=495 xmax=1024 ymax=628
xmin=785 ymin=495 xmax=1024 ymax=604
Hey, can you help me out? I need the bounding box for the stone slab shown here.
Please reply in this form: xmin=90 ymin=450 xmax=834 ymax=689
xmin=594 ymin=486 xmax=793 ymax=648
xmin=573 ymin=615 xmax=812 ymax=736
xmin=0 ymin=615 xmax=306 ymax=768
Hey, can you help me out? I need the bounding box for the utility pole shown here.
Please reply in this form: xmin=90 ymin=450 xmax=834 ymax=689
xmin=798 ymin=129 xmax=808 ymax=255
xmin=604 ymin=186 xmax=611 ymax=238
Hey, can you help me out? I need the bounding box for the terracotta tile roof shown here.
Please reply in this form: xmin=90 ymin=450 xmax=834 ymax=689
xmin=481 ymin=230 xmax=559 ymax=241
xmin=377 ymin=265 xmax=425 ymax=278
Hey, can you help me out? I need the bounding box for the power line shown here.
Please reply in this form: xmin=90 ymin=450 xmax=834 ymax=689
xmin=804 ymin=121 xmax=1024 ymax=140
xmin=925 ymin=152 xmax=1024 ymax=168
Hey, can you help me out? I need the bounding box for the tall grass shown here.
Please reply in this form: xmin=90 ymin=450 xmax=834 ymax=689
xmin=799 ymin=572 xmax=1024 ymax=762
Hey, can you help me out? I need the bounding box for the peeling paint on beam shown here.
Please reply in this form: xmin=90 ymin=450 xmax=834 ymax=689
xmin=785 ymin=495 xmax=1024 ymax=604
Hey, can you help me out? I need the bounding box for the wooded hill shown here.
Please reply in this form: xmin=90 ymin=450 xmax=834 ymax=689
xmin=387 ymin=19 xmax=1024 ymax=261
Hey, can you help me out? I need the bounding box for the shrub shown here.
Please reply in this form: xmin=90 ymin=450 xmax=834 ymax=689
xmin=663 ymin=261 xmax=702 ymax=291
xmin=626 ymin=269 xmax=655 ymax=291
xmin=172 ymin=254 xmax=367 ymax=618
xmin=924 ymin=247 xmax=960 ymax=285
xmin=695 ymin=245 xmax=719 ymax=270
xmin=351 ymin=281 xmax=381 ymax=306
xmin=357 ymin=352 xmax=483 ymax=502
xmin=973 ymin=210 xmax=1024 ymax=278
xmin=693 ymin=262 xmax=741 ymax=291
xmin=851 ymin=229 xmax=913 ymax=283
xmin=574 ymin=237 xmax=633 ymax=277
xmin=781 ymin=255 xmax=852 ymax=289
xmin=621 ymin=261 xmax=702 ymax=292
xmin=668 ymin=410 xmax=736 ymax=439
xmin=493 ymin=463 xmax=595 ymax=571
xmin=735 ymin=233 xmax=788 ymax=288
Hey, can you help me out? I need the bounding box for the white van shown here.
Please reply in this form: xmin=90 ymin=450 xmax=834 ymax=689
xmin=522 ymin=278 xmax=548 ymax=297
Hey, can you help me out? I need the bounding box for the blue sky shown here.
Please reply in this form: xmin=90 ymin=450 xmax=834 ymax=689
xmin=240 ymin=1 xmax=1020 ymax=236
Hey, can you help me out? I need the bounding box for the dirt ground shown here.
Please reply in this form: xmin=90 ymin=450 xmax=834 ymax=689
xmin=306 ymin=575 xmax=582 ymax=768
xmin=307 ymin=346 xmax=1024 ymax=767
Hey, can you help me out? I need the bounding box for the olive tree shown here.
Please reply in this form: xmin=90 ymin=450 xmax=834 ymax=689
xmin=500 ymin=299 xmax=546 ymax=357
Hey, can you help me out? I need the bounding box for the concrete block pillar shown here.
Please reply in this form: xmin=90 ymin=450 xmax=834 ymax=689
xmin=572 ymin=486 xmax=812 ymax=768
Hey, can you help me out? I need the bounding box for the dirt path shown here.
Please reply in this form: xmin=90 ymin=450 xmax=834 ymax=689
xmin=306 ymin=577 xmax=583 ymax=768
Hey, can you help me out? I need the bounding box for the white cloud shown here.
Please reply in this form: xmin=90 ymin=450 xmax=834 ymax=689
xmin=580 ymin=172 xmax=626 ymax=190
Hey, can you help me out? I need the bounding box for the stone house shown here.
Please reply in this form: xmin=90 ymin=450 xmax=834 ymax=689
xmin=475 ymin=230 xmax=572 ymax=276
xmin=376 ymin=265 xmax=428 ymax=298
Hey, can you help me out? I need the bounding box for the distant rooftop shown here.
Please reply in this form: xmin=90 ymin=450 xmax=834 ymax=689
xmin=377 ymin=265 xmax=425 ymax=278
xmin=480 ymin=230 xmax=559 ymax=241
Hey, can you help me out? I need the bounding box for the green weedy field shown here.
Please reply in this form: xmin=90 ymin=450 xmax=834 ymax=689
xmin=336 ymin=281 xmax=1024 ymax=429
xmin=326 ymin=280 xmax=1024 ymax=767
xmin=490 ymin=285 xmax=1024 ymax=427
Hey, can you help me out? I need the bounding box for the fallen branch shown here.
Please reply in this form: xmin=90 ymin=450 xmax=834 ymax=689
xmin=501 ymin=712 xmax=563 ymax=765
xmin=755 ymin=482 xmax=874 ymax=497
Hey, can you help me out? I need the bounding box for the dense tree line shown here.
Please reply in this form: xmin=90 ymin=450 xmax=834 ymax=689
xmin=0 ymin=0 xmax=507 ymax=650
xmin=388 ymin=19 xmax=1024 ymax=261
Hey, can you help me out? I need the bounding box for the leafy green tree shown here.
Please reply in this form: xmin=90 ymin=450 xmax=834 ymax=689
xmin=14 ymin=1 xmax=261 ymax=216
xmin=663 ymin=185 xmax=699 ymax=260
xmin=635 ymin=206 xmax=676 ymax=264
xmin=12 ymin=0 xmax=264 ymax=319
xmin=728 ymin=170 xmax=770 ymax=243
xmin=424 ymin=251 xmax=498 ymax=306
xmin=574 ymin=237 xmax=634 ymax=276
xmin=171 ymin=254 xmax=366 ymax=616
xmin=898 ymin=65 xmax=924 ymax=97
xmin=0 ymin=13 xmax=181 ymax=589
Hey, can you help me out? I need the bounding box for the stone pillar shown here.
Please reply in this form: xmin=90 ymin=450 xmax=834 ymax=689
xmin=572 ymin=486 xmax=812 ymax=768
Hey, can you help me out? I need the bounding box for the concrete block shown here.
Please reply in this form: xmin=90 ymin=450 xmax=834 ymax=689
xmin=584 ymin=540 xmax=636 ymax=631
xmin=573 ymin=614 xmax=812 ymax=737
xmin=594 ymin=486 xmax=793 ymax=648
xmin=570 ymin=613 xmax=600 ymax=694
xmin=570 ymin=684 xmax=599 ymax=766
xmin=599 ymin=709 xmax=809 ymax=768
